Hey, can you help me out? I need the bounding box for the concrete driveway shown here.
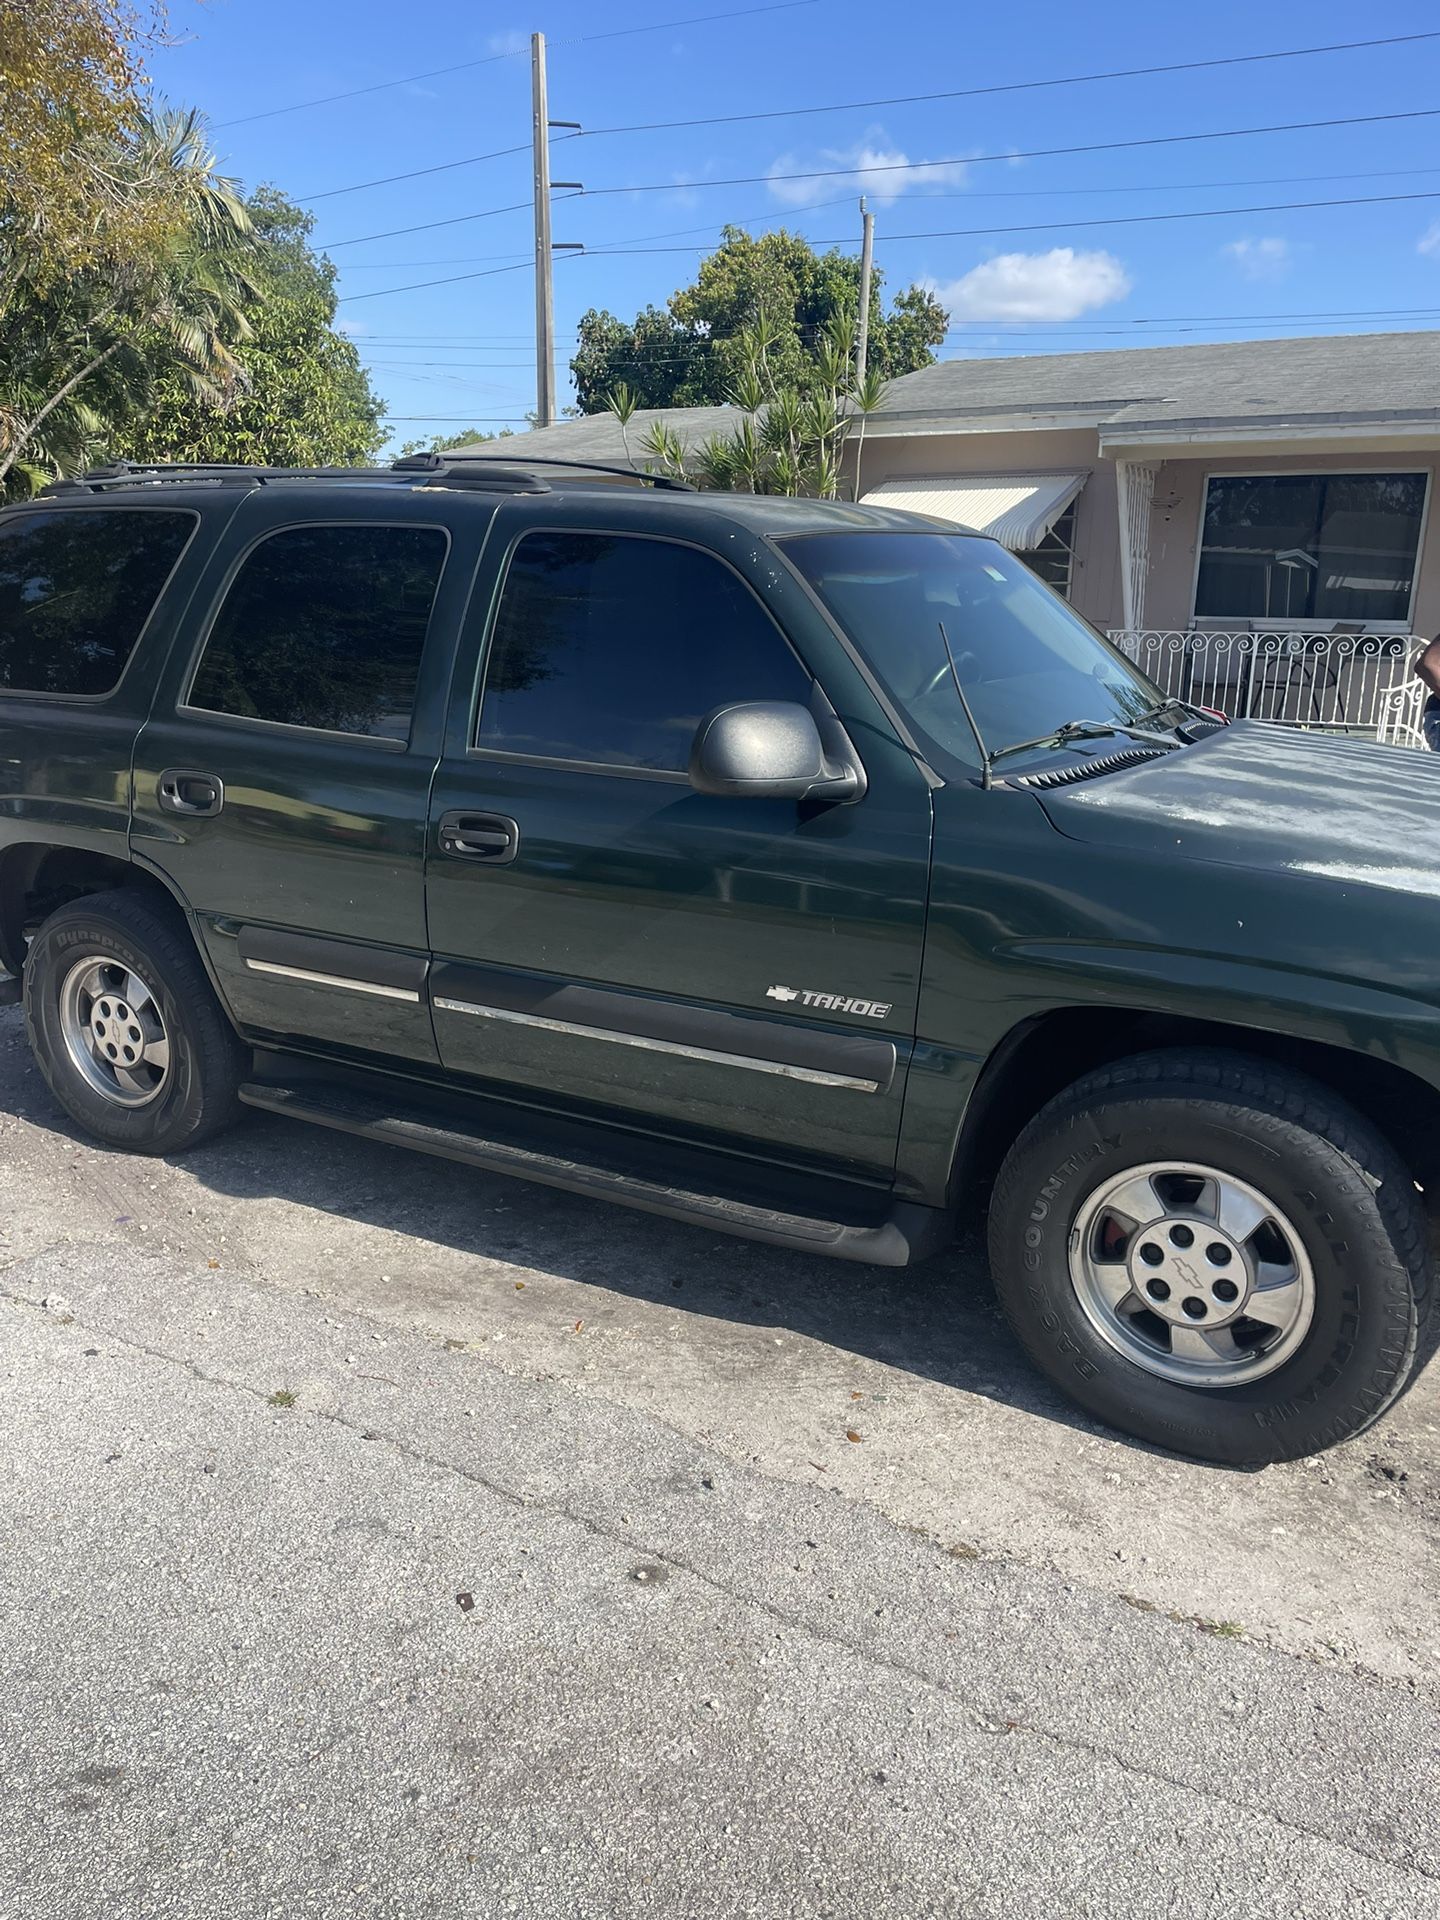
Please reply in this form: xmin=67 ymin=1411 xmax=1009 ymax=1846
xmin=2 ymin=999 xmax=1439 ymax=1917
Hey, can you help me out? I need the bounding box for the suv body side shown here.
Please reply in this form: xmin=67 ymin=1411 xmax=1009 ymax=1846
xmin=9 ymin=480 xmax=1440 ymax=1228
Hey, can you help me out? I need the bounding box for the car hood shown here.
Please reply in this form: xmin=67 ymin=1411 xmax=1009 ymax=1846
xmin=1037 ymin=721 xmax=1440 ymax=897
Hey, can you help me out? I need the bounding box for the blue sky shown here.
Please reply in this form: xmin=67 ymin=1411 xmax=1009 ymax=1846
xmin=149 ymin=0 xmax=1440 ymax=451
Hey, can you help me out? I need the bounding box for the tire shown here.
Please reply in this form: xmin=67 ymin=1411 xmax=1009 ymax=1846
xmin=987 ymin=1048 xmax=1430 ymax=1466
xmin=25 ymin=888 xmax=247 ymax=1156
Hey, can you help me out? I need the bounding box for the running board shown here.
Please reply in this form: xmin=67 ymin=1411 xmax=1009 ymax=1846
xmin=238 ymin=1077 xmax=949 ymax=1267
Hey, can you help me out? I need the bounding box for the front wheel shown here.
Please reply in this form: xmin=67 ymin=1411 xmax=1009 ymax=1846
xmin=988 ymin=1049 xmax=1429 ymax=1465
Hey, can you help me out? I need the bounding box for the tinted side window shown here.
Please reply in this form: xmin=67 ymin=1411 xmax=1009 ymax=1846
xmin=477 ymin=531 xmax=811 ymax=772
xmin=189 ymin=523 xmax=448 ymax=742
xmin=0 ymin=508 xmax=196 ymax=696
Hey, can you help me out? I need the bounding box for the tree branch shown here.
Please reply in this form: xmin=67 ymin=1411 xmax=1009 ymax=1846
xmin=0 ymin=340 xmax=124 ymax=483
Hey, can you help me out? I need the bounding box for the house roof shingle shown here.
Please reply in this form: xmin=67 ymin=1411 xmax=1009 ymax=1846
xmin=872 ymin=328 xmax=1440 ymax=437
xmin=441 ymin=329 xmax=1440 ymax=461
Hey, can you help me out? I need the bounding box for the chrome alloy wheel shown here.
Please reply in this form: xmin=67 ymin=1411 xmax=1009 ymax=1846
xmin=1068 ymin=1161 xmax=1315 ymax=1388
xmin=58 ymin=955 xmax=172 ymax=1109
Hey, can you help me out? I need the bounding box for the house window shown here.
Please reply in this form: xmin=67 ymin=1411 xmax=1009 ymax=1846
xmin=1194 ymin=473 xmax=1427 ymax=626
xmin=1017 ymin=500 xmax=1076 ymax=599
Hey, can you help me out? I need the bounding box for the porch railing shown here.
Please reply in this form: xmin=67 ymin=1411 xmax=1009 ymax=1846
xmin=1108 ymin=629 xmax=1420 ymax=740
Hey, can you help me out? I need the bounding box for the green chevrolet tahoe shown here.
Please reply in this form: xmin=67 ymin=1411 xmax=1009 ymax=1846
xmin=0 ymin=456 xmax=1433 ymax=1466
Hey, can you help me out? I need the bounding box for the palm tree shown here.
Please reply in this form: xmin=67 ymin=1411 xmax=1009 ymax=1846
xmin=0 ymin=107 xmax=258 ymax=490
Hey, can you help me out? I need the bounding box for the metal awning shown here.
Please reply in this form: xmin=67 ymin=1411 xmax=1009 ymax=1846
xmin=858 ymin=471 xmax=1088 ymax=550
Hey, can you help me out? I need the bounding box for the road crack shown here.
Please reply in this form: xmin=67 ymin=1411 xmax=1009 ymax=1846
xmin=5 ymin=1277 xmax=1437 ymax=1891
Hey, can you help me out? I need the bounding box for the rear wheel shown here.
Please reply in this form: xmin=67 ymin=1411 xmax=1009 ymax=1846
xmin=25 ymin=889 xmax=247 ymax=1155
xmin=988 ymin=1049 xmax=1429 ymax=1465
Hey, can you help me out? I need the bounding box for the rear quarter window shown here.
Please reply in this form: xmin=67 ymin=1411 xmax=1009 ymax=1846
xmin=0 ymin=508 xmax=197 ymax=696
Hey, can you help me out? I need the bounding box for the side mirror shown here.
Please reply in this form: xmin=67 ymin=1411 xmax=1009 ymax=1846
xmin=688 ymin=701 xmax=863 ymax=802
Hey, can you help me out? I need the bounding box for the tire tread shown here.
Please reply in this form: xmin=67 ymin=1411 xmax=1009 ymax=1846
xmin=988 ymin=1047 xmax=1429 ymax=1463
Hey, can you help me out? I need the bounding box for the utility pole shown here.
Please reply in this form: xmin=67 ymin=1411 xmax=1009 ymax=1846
xmin=530 ymin=33 xmax=583 ymax=431
xmin=855 ymin=195 xmax=875 ymax=386
xmin=531 ymin=32 xmax=555 ymax=428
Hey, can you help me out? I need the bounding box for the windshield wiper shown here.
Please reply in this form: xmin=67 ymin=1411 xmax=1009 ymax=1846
xmin=987 ymin=717 xmax=1178 ymax=770
xmin=1129 ymin=696 xmax=1218 ymax=731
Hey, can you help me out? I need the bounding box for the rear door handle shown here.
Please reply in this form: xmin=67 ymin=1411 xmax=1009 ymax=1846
xmin=437 ymin=810 xmax=520 ymax=864
xmin=158 ymin=769 xmax=224 ymax=817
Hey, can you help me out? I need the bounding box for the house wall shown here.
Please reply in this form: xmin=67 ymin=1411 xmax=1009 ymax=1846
xmin=853 ymin=427 xmax=1122 ymax=626
xmin=1141 ymin=449 xmax=1440 ymax=635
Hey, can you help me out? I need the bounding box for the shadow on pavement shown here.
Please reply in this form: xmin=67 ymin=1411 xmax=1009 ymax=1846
xmin=0 ymin=1028 xmax=1224 ymax=1463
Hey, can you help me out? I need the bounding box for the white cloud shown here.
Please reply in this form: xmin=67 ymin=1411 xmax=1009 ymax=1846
xmin=1222 ymin=236 xmax=1296 ymax=281
xmin=1419 ymin=222 xmax=1440 ymax=257
xmin=486 ymin=28 xmax=528 ymax=56
xmin=928 ymin=248 xmax=1132 ymax=322
xmin=767 ymin=128 xmax=966 ymax=209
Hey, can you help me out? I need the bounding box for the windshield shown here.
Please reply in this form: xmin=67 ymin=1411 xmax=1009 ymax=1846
xmin=783 ymin=531 xmax=1163 ymax=769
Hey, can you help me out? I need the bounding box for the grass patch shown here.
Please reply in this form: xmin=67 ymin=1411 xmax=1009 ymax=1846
xmin=1122 ymin=1595 xmax=1244 ymax=1640
xmin=267 ymin=1388 xmax=297 ymax=1409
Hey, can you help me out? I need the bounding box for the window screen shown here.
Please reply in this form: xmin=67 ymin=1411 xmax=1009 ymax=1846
xmin=477 ymin=531 xmax=811 ymax=771
xmin=0 ymin=508 xmax=195 ymax=696
xmin=189 ymin=523 xmax=448 ymax=741
xmin=1194 ymin=474 xmax=1426 ymax=625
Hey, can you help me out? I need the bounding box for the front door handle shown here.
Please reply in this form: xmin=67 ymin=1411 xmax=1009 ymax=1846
xmin=438 ymin=810 xmax=520 ymax=865
xmin=158 ymin=769 xmax=224 ymax=817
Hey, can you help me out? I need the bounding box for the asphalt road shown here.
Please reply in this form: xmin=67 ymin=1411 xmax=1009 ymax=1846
xmin=2 ymin=1000 xmax=1439 ymax=1918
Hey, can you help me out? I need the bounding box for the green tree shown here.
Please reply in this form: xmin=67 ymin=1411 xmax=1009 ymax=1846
xmin=571 ymin=226 xmax=947 ymax=414
xmin=633 ymin=305 xmax=888 ymax=499
xmin=0 ymin=106 xmax=258 ymax=491
xmin=398 ymin=426 xmax=513 ymax=456
xmin=0 ymin=0 xmax=171 ymax=294
xmin=128 ymin=188 xmax=387 ymax=468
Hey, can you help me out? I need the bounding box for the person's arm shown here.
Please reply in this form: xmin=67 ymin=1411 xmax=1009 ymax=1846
xmin=1414 ymin=636 xmax=1440 ymax=699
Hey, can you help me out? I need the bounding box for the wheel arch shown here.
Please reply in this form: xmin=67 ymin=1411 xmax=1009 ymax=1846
xmin=0 ymin=840 xmax=199 ymax=977
xmin=951 ymin=1004 xmax=1440 ymax=1226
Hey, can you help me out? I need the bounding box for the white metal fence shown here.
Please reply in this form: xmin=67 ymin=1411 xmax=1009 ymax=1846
xmin=1108 ymin=629 xmax=1421 ymax=740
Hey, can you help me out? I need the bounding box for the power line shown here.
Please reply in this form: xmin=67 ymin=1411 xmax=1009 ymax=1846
xmin=304 ymin=30 xmax=1440 ymax=221
xmin=361 ymin=316 xmax=1440 ymax=365
xmin=304 ymin=142 xmax=536 ymax=206
xmin=333 ymin=197 xmax=858 ymax=271
xmin=576 ymin=188 xmax=1440 ymax=260
xmin=338 ymin=259 xmax=536 ymax=305
xmin=348 ymin=304 xmax=1440 ymax=348
xmin=318 ymin=105 xmax=1440 ymax=256
xmin=576 ymin=0 xmax=819 ymax=45
xmin=575 ymin=106 xmax=1440 ymax=202
xmin=285 ymin=38 xmax=1440 ymax=212
xmin=578 ymin=30 xmax=1440 ymax=139
xmin=340 ymin=256 xmax=535 ymax=271
xmin=330 ymin=166 xmax=1440 ymax=272
xmin=215 ymin=0 xmax=820 ymax=129
xmin=323 ymin=199 xmax=541 ymax=252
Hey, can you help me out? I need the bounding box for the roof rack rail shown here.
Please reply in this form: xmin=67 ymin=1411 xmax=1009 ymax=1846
xmin=39 ymin=460 xmax=411 ymax=497
xmin=400 ymin=451 xmax=695 ymax=492
xmin=398 ymin=458 xmax=550 ymax=494
xmin=34 ymin=451 xmax=695 ymax=501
